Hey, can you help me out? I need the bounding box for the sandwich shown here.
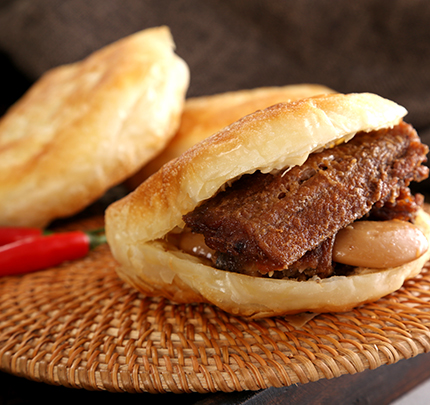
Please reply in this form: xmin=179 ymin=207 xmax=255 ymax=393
xmin=0 ymin=26 xmax=189 ymax=227
xmin=106 ymin=92 xmax=430 ymax=318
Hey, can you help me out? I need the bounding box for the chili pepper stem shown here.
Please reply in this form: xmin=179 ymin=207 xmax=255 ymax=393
xmin=88 ymin=232 xmax=107 ymax=250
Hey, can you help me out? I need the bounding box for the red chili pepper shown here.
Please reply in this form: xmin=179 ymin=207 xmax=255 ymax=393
xmin=0 ymin=230 xmax=107 ymax=277
xmin=0 ymin=227 xmax=44 ymax=246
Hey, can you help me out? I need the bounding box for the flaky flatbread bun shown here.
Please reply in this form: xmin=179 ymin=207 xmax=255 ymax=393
xmin=127 ymin=84 xmax=335 ymax=188
xmin=106 ymin=93 xmax=430 ymax=318
xmin=0 ymin=26 xmax=189 ymax=227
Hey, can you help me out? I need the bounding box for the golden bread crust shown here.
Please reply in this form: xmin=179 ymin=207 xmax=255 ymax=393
xmin=0 ymin=26 xmax=189 ymax=227
xmin=128 ymin=84 xmax=335 ymax=186
xmin=106 ymin=92 xmax=414 ymax=317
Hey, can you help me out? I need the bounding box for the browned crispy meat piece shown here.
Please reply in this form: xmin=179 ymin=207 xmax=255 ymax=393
xmin=213 ymin=188 xmax=424 ymax=279
xmin=367 ymin=187 xmax=425 ymax=222
xmin=183 ymin=122 xmax=429 ymax=277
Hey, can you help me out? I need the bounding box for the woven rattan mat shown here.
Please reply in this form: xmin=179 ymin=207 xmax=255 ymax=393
xmin=1 ymin=215 xmax=430 ymax=394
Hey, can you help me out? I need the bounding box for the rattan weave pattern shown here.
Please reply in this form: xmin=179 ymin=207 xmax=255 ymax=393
xmin=1 ymin=216 xmax=430 ymax=393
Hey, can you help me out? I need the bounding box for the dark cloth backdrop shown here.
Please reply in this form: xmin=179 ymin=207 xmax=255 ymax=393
xmin=1 ymin=0 xmax=430 ymax=191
